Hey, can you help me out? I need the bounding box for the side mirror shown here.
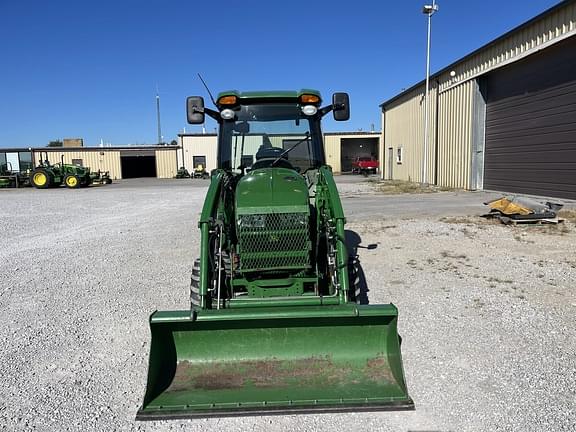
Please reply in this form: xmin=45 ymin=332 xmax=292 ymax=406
xmin=187 ymin=96 xmax=205 ymax=124
xmin=332 ymin=92 xmax=350 ymax=121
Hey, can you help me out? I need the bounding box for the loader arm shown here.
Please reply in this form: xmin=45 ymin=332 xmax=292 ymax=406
xmin=198 ymin=170 xmax=227 ymax=309
xmin=315 ymin=166 xmax=350 ymax=303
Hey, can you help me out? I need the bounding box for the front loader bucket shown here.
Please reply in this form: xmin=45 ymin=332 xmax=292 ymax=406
xmin=137 ymin=304 xmax=413 ymax=419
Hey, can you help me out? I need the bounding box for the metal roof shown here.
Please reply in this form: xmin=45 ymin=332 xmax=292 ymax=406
xmin=380 ymin=0 xmax=576 ymax=109
xmin=2 ymin=146 xmax=179 ymax=152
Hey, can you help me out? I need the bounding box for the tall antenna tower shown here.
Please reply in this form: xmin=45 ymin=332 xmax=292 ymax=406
xmin=156 ymin=85 xmax=162 ymax=145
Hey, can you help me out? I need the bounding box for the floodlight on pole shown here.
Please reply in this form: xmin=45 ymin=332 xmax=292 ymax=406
xmin=422 ymin=0 xmax=438 ymax=185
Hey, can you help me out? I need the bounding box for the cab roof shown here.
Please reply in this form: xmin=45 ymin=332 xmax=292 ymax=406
xmin=216 ymin=89 xmax=321 ymax=103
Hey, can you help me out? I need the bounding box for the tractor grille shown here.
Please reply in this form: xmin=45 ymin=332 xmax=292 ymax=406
xmin=237 ymin=212 xmax=311 ymax=272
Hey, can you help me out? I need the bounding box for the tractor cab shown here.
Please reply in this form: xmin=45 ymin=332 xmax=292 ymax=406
xmin=187 ymin=90 xmax=348 ymax=178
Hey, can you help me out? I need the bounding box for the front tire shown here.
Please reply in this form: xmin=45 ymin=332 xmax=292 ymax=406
xmin=64 ymin=175 xmax=81 ymax=189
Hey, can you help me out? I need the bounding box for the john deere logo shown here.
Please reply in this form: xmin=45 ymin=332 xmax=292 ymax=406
xmin=269 ymin=234 xmax=280 ymax=242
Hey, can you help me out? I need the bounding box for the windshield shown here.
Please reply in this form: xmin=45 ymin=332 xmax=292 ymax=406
xmin=219 ymin=103 xmax=324 ymax=173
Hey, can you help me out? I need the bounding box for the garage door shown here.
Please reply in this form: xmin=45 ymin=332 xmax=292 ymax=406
xmin=484 ymin=35 xmax=576 ymax=200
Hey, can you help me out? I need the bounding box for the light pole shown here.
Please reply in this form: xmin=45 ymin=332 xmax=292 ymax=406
xmin=422 ymin=1 xmax=438 ymax=185
xmin=156 ymin=86 xmax=162 ymax=145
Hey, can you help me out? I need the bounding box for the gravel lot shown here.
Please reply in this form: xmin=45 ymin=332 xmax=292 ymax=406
xmin=1 ymin=178 xmax=575 ymax=432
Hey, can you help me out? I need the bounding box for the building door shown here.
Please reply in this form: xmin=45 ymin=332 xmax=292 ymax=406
xmin=387 ymin=147 xmax=393 ymax=180
xmin=484 ymin=36 xmax=576 ymax=200
xmin=6 ymin=153 xmax=20 ymax=172
xmin=120 ymin=150 xmax=157 ymax=178
xmin=340 ymin=138 xmax=379 ymax=173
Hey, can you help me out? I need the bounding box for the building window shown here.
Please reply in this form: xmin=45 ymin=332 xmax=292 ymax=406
xmin=193 ymin=156 xmax=207 ymax=169
xmin=396 ymin=147 xmax=403 ymax=164
xmin=72 ymin=159 xmax=83 ymax=166
xmin=18 ymin=152 xmax=33 ymax=172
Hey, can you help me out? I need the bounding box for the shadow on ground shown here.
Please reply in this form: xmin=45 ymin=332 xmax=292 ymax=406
xmin=345 ymin=229 xmax=376 ymax=305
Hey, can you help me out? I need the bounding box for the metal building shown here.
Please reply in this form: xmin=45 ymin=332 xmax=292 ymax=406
xmin=324 ymin=132 xmax=381 ymax=173
xmin=381 ymin=0 xmax=576 ymax=200
xmin=30 ymin=146 xmax=178 ymax=179
xmin=178 ymin=132 xmax=381 ymax=174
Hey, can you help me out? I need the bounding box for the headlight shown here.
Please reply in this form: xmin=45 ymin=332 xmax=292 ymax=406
xmin=220 ymin=109 xmax=235 ymax=120
xmin=301 ymin=105 xmax=317 ymax=116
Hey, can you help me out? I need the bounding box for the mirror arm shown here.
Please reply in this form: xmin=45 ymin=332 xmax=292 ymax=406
xmin=192 ymin=106 xmax=221 ymax=121
xmin=319 ymin=103 xmax=345 ymax=118
xmin=205 ymin=108 xmax=221 ymax=121
xmin=319 ymin=104 xmax=334 ymax=118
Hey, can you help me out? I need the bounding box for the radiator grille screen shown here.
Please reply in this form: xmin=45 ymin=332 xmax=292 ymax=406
xmin=237 ymin=212 xmax=310 ymax=272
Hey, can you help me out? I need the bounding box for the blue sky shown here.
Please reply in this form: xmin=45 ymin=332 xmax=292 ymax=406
xmin=0 ymin=0 xmax=561 ymax=148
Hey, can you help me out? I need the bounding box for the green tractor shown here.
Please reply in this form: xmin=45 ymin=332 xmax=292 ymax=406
xmin=90 ymin=170 xmax=113 ymax=185
xmin=30 ymin=153 xmax=93 ymax=189
xmin=137 ymin=90 xmax=413 ymax=419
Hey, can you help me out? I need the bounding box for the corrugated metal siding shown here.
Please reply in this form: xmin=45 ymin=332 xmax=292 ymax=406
xmin=324 ymin=135 xmax=342 ymax=172
xmin=437 ymin=81 xmax=474 ymax=189
xmin=384 ymin=81 xmax=473 ymax=188
xmin=155 ymin=149 xmax=178 ymax=178
xmin=383 ymin=86 xmax=438 ymax=183
xmin=33 ymin=150 xmax=122 ymax=179
xmin=180 ymin=136 xmax=218 ymax=172
xmin=439 ymin=3 xmax=576 ymax=93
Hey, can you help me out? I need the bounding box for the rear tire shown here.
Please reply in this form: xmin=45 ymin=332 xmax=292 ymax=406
xmin=31 ymin=169 xmax=53 ymax=189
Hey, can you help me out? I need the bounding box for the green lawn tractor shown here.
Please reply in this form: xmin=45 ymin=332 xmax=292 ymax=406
xmin=192 ymin=164 xmax=209 ymax=179
xmin=90 ymin=170 xmax=113 ymax=185
xmin=30 ymin=153 xmax=93 ymax=189
xmin=175 ymin=167 xmax=191 ymax=178
xmin=137 ymin=90 xmax=413 ymax=419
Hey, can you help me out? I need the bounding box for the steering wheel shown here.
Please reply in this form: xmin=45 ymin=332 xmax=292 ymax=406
xmin=255 ymin=146 xmax=285 ymax=160
xmin=251 ymin=158 xmax=294 ymax=170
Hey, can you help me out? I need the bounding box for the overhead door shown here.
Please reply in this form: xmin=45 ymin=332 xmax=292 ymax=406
xmin=120 ymin=150 xmax=157 ymax=179
xmin=340 ymin=138 xmax=379 ymax=173
xmin=484 ymin=35 xmax=576 ymax=200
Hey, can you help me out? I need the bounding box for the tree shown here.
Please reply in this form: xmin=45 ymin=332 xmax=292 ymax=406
xmin=170 ymin=139 xmax=178 ymax=146
xmin=48 ymin=140 xmax=63 ymax=147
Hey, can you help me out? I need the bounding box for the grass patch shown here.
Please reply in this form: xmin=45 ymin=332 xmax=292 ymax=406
xmin=558 ymin=209 xmax=576 ymax=223
xmin=371 ymin=180 xmax=456 ymax=195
